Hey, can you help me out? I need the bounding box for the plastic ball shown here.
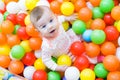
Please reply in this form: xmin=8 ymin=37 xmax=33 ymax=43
xmin=23 ymin=66 xmax=36 ymax=80
xmin=3 ymin=0 xmax=18 ymax=4
xmin=6 ymin=14 xmax=17 ymax=25
xmin=48 ymin=71 xmax=61 ymax=80
xmin=82 ymin=29 xmax=92 ymax=42
xmin=90 ymin=0 xmax=101 ymax=7
xmin=0 ymin=55 xmax=11 ymax=68
xmin=9 ymin=60 xmax=24 ymax=74
xmin=36 ymin=0 xmax=50 ymax=7
xmin=91 ymin=30 xmax=106 ymax=44
xmin=70 ymin=41 xmax=85 ymax=56
xmin=0 ymin=13 xmax=3 ymax=24
xmin=103 ymin=55 xmax=120 ymax=71
xmin=115 ymin=47 xmax=120 ymax=61
xmin=16 ymin=13 xmax=27 ymax=26
xmin=116 ymin=20 xmax=120 ymax=32
xmin=61 ymin=2 xmax=74 ymax=16
xmin=107 ymin=71 xmax=120 ymax=80
xmin=101 ymin=41 xmax=116 ymax=56
xmin=12 ymin=25 xmax=20 ymax=34
xmin=65 ymin=66 xmax=80 ymax=80
xmin=57 ymin=54 xmax=72 ymax=66
xmin=90 ymin=18 xmax=106 ymax=30
xmin=62 ymin=21 xmax=69 ymax=31
xmin=86 ymin=19 xmax=93 ymax=29
xmin=74 ymin=0 xmax=86 ymax=12
xmin=103 ymin=13 xmax=115 ymax=25
xmin=11 ymin=45 xmax=25 ymax=60
xmin=25 ymin=0 xmax=38 ymax=10
xmin=24 ymin=14 xmax=31 ymax=26
xmin=85 ymin=42 xmax=100 ymax=57
xmin=20 ymin=40 xmax=32 ymax=52
xmin=0 ymin=44 xmax=10 ymax=56
xmin=6 ymin=2 xmax=20 ymax=14
xmin=0 ymin=1 xmax=5 ymax=13
xmin=17 ymin=0 xmax=27 ymax=11
xmin=100 ymin=0 xmax=114 ymax=13
xmin=22 ymin=52 xmax=36 ymax=66
xmin=17 ymin=27 xmax=30 ymax=40
xmin=94 ymin=63 xmax=108 ymax=78
xmin=26 ymin=24 xmax=39 ymax=37
xmin=34 ymin=58 xmax=46 ymax=70
xmin=92 ymin=7 xmax=104 ymax=19
xmin=72 ymin=20 xmax=86 ymax=34
xmin=0 ymin=33 xmax=7 ymax=45
xmin=111 ymin=6 xmax=120 ymax=20
xmin=80 ymin=68 xmax=95 ymax=80
xmin=78 ymin=7 xmax=92 ymax=22
xmin=50 ymin=1 xmax=61 ymax=14
xmin=1 ymin=20 xmax=14 ymax=34
xmin=104 ymin=26 xmax=119 ymax=41
xmin=3 ymin=11 xmax=9 ymax=20
xmin=29 ymin=37 xmax=42 ymax=50
xmin=7 ymin=34 xmax=20 ymax=47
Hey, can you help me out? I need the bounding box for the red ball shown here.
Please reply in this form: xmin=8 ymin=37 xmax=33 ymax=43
xmin=16 ymin=13 xmax=27 ymax=26
xmin=17 ymin=27 xmax=30 ymax=40
xmin=73 ymin=55 xmax=89 ymax=70
xmin=70 ymin=41 xmax=85 ymax=56
xmin=33 ymin=70 xmax=47 ymax=80
xmin=103 ymin=13 xmax=115 ymax=25
xmin=6 ymin=14 xmax=17 ymax=24
xmin=22 ymin=52 xmax=36 ymax=66
xmin=104 ymin=26 xmax=119 ymax=41
xmin=48 ymin=0 xmax=53 ymax=3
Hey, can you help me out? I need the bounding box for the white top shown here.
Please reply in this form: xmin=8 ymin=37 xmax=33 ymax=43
xmin=40 ymin=16 xmax=80 ymax=70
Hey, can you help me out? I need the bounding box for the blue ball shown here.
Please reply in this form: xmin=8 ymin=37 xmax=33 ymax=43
xmin=82 ymin=29 xmax=92 ymax=42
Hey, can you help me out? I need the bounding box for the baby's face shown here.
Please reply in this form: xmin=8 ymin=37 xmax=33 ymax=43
xmin=36 ymin=11 xmax=59 ymax=39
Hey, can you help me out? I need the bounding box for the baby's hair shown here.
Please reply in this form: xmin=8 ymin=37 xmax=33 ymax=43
xmin=30 ymin=6 xmax=49 ymax=27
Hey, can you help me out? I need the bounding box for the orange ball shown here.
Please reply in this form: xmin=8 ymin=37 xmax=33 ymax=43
xmin=89 ymin=0 xmax=101 ymax=7
xmin=107 ymin=71 xmax=120 ymax=80
xmin=7 ymin=34 xmax=20 ymax=47
xmin=74 ymin=0 xmax=86 ymax=12
xmin=103 ymin=55 xmax=120 ymax=71
xmin=3 ymin=0 xmax=18 ymax=4
xmin=29 ymin=37 xmax=42 ymax=50
xmin=1 ymin=20 xmax=14 ymax=34
xmin=78 ymin=7 xmax=92 ymax=22
xmin=111 ymin=6 xmax=120 ymax=20
xmin=9 ymin=60 xmax=24 ymax=74
xmin=85 ymin=42 xmax=100 ymax=57
xmin=0 ymin=33 xmax=7 ymax=45
xmin=101 ymin=41 xmax=116 ymax=56
xmin=26 ymin=24 xmax=39 ymax=37
xmin=90 ymin=18 xmax=106 ymax=30
xmin=50 ymin=1 xmax=61 ymax=14
xmin=0 ymin=55 xmax=11 ymax=68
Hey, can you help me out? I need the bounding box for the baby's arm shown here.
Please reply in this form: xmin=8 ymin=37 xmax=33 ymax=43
xmin=42 ymin=48 xmax=68 ymax=71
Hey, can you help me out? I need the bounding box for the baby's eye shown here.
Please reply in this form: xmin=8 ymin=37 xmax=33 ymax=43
xmin=49 ymin=19 xmax=53 ymax=23
xmin=42 ymin=25 xmax=46 ymax=28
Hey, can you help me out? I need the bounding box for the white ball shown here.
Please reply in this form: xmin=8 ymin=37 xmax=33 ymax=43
xmin=6 ymin=2 xmax=20 ymax=14
xmin=118 ymin=36 xmax=120 ymax=46
xmin=17 ymin=0 xmax=27 ymax=11
xmin=36 ymin=0 xmax=50 ymax=7
xmin=65 ymin=66 xmax=80 ymax=80
xmin=116 ymin=47 xmax=120 ymax=61
xmin=23 ymin=66 xmax=36 ymax=80
xmin=0 ymin=13 xmax=3 ymax=24
xmin=0 ymin=1 xmax=5 ymax=10
xmin=34 ymin=49 xmax=42 ymax=58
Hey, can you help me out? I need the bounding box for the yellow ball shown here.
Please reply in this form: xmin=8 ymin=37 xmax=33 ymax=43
xmin=24 ymin=15 xmax=31 ymax=26
xmin=86 ymin=19 xmax=93 ymax=29
xmin=20 ymin=40 xmax=32 ymax=52
xmin=0 ymin=44 xmax=10 ymax=56
xmin=62 ymin=21 xmax=69 ymax=31
xmin=116 ymin=20 xmax=120 ymax=32
xmin=57 ymin=54 xmax=72 ymax=66
xmin=61 ymin=2 xmax=74 ymax=16
xmin=80 ymin=68 xmax=95 ymax=80
xmin=34 ymin=58 xmax=46 ymax=70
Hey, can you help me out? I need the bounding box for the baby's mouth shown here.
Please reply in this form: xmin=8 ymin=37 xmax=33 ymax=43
xmin=50 ymin=29 xmax=56 ymax=33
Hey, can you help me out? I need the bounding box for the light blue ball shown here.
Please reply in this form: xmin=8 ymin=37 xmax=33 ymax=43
xmin=82 ymin=29 xmax=92 ymax=42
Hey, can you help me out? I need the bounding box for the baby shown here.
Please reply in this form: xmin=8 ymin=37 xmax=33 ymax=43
xmin=30 ymin=6 xmax=80 ymax=71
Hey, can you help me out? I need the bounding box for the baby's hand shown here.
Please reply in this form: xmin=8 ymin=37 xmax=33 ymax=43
xmin=55 ymin=65 xmax=69 ymax=72
xmin=65 ymin=13 xmax=78 ymax=21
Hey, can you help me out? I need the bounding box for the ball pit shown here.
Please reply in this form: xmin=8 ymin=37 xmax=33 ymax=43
xmin=0 ymin=0 xmax=120 ymax=80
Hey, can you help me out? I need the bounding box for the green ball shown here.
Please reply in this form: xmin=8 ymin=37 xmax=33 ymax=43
xmin=48 ymin=71 xmax=61 ymax=80
xmin=3 ymin=11 xmax=9 ymax=20
xmin=11 ymin=45 xmax=25 ymax=60
xmin=12 ymin=25 xmax=20 ymax=34
xmin=94 ymin=63 xmax=108 ymax=78
xmin=92 ymin=7 xmax=104 ymax=19
xmin=91 ymin=30 xmax=106 ymax=44
xmin=100 ymin=0 xmax=114 ymax=13
xmin=72 ymin=20 xmax=86 ymax=34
